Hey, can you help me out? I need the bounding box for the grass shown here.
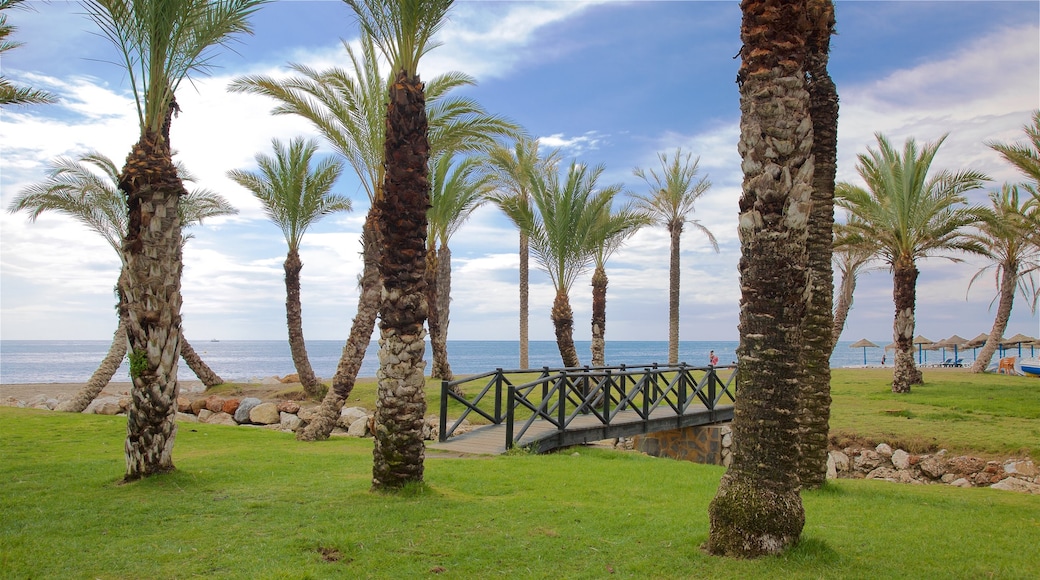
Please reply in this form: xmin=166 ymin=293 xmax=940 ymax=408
xmin=2 ymin=369 xmax=1038 ymax=578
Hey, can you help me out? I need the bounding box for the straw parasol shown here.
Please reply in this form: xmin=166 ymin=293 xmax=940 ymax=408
xmin=849 ymin=338 xmax=880 ymax=365
xmin=963 ymin=332 xmax=989 ymax=360
xmin=912 ymin=335 xmax=933 ymax=365
xmin=933 ymin=334 xmax=968 ymax=365
xmin=1001 ymin=333 xmax=1037 ymax=358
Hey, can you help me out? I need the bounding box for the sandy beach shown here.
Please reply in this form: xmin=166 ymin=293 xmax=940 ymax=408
xmin=0 ymin=381 xmax=206 ymax=404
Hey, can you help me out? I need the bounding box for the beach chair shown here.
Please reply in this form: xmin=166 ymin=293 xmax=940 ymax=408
xmin=953 ymin=358 xmax=963 ymax=367
xmin=940 ymin=358 xmax=953 ymax=367
xmin=998 ymin=357 xmax=1016 ymax=374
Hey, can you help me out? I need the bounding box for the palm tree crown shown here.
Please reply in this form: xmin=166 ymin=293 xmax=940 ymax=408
xmin=0 ymin=0 xmax=56 ymax=106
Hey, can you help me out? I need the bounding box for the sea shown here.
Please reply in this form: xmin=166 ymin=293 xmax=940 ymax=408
xmin=0 ymin=339 xmax=907 ymax=384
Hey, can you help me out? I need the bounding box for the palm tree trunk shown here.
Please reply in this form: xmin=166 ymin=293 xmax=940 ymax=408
xmin=892 ymin=259 xmax=920 ymax=392
xmin=436 ymin=243 xmax=454 ymax=380
xmin=180 ymin=334 xmax=223 ymax=387
xmin=427 ymin=244 xmax=452 ymax=381
xmin=667 ymin=222 xmax=681 ymax=365
xmin=519 ymin=232 xmax=530 ymax=368
xmin=119 ymin=129 xmax=184 ymax=482
xmin=284 ymin=248 xmax=322 ymax=397
xmin=57 ymin=316 xmax=128 ymax=413
xmin=797 ymin=0 xmax=837 ymax=490
xmin=371 ymin=70 xmax=430 ymax=490
xmin=970 ymin=263 xmax=1017 ymax=373
xmin=298 ymin=216 xmax=381 ymax=441
xmin=590 ymin=265 xmax=607 ymax=367
xmin=707 ymin=0 xmax=809 ymax=556
xmin=831 ymin=269 xmax=856 ymax=351
xmin=552 ymin=290 xmax=580 ymax=368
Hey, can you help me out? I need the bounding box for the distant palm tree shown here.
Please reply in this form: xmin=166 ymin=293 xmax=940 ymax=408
xmin=346 ymin=0 xmax=453 ymax=490
xmin=988 ymin=110 xmax=1040 ymax=187
xmin=483 ymin=137 xmax=561 ymax=368
xmin=496 ymin=161 xmax=621 ymax=368
xmin=707 ymin=0 xmax=811 ymax=557
xmin=85 ymin=0 xmax=266 ymax=481
xmin=228 ymin=137 xmax=350 ymax=397
xmin=0 ymin=0 xmax=55 ymax=106
xmin=836 ymin=134 xmax=988 ymax=393
xmin=588 ymin=202 xmax=650 ymax=367
xmin=230 ymin=32 xmax=518 ymax=441
xmin=7 ymin=151 xmax=236 ymax=410
xmin=632 ymin=149 xmax=718 ymax=365
xmin=831 ymin=217 xmax=875 ymax=350
xmin=427 ymin=153 xmax=492 ymax=381
xmin=966 ymin=184 xmax=1040 ymax=372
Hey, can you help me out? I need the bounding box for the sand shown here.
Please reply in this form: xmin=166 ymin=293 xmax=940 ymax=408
xmin=0 ymin=381 xmax=206 ymax=403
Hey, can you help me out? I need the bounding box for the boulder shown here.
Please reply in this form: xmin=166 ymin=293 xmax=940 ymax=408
xmin=204 ymin=396 xmax=225 ymax=413
xmin=947 ymin=456 xmax=987 ymax=476
xmin=280 ymin=412 xmax=303 ymax=432
xmin=950 ymin=478 xmax=972 ymax=488
xmin=205 ymin=412 xmax=238 ymax=426
xmin=826 ymin=453 xmax=837 ymax=479
xmin=891 ymin=449 xmax=911 ymax=470
xmin=177 ymin=397 xmax=192 ymax=413
xmin=347 ymin=416 xmax=370 ymax=437
xmin=277 ymin=401 xmax=300 ymax=414
xmin=96 ymin=402 xmax=122 ymax=415
xmin=875 ymin=443 xmax=893 ymax=457
xmin=86 ymin=396 xmax=121 ymax=415
xmin=830 ymin=450 xmax=850 ymax=472
xmin=190 ymin=398 xmax=207 ymax=415
xmin=1003 ymin=459 xmax=1038 ymax=479
xmin=197 ymin=409 xmax=214 ymax=423
xmin=176 ymin=412 xmax=198 ymax=423
xmin=260 ymin=376 xmax=282 ymax=385
xmin=918 ymin=455 xmax=946 ymax=479
xmin=339 ymin=406 xmax=369 ymax=428
xmin=249 ymin=402 xmax=280 ymax=425
xmin=298 ymin=407 xmax=319 ymax=423
xmin=222 ymin=398 xmax=240 ymax=415
xmin=853 ymin=449 xmax=882 ymax=472
xmin=990 ymin=477 xmax=1040 ymax=494
xmin=281 ymin=373 xmax=300 ymax=384
xmin=234 ymin=397 xmax=262 ymax=424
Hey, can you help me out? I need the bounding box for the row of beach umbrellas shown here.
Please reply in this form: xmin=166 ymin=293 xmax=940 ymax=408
xmin=849 ymin=333 xmax=1039 ymax=365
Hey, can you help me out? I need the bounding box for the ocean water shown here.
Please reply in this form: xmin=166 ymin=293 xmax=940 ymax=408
xmin=0 ymin=339 xmax=904 ymax=384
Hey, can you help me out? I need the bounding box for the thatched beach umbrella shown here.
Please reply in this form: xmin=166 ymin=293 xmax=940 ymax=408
xmin=963 ymin=332 xmax=989 ymax=360
xmin=849 ymin=338 xmax=880 ymax=365
xmin=934 ymin=334 xmax=968 ymax=365
xmin=1002 ymin=333 xmax=1037 ymax=358
xmin=913 ymin=335 xmax=934 ymax=365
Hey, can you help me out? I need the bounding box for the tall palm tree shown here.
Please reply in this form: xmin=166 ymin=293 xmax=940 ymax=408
xmin=8 ymin=151 xmax=236 ymax=411
xmin=0 ymin=0 xmax=55 ymax=106
xmin=966 ymin=184 xmax=1040 ymax=372
xmin=798 ymin=0 xmax=838 ymax=490
xmin=345 ymin=0 xmax=453 ymax=490
xmin=632 ymin=149 xmax=718 ymax=365
xmin=483 ymin=137 xmax=561 ymax=368
xmin=229 ymin=32 xmax=518 ymax=441
xmin=831 ymin=218 xmax=875 ymax=350
xmin=228 ymin=137 xmax=350 ymax=397
xmin=988 ymin=110 xmax=1040 ymax=187
xmin=426 ymin=153 xmax=491 ymax=381
xmin=835 ymin=134 xmax=988 ymax=393
xmin=84 ymin=0 xmax=266 ymax=480
xmin=707 ymin=0 xmax=811 ymax=557
xmin=588 ymin=203 xmax=650 ymax=367
xmin=495 ymin=161 xmax=622 ymax=368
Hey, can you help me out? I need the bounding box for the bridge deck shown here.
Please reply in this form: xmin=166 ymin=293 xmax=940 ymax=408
xmin=428 ymin=404 xmax=734 ymax=455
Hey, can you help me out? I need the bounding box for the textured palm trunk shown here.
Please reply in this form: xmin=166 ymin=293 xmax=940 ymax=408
xmin=435 ymin=244 xmax=454 ymax=380
xmin=519 ymin=232 xmax=530 ymax=368
xmin=298 ymin=215 xmax=381 ymax=441
xmin=119 ymin=128 xmax=184 ymax=482
xmin=57 ymin=316 xmax=129 ymax=413
xmin=427 ymin=245 xmax=452 ymax=380
xmin=180 ymin=335 xmax=223 ymax=387
xmin=797 ymin=0 xmax=837 ymax=490
xmin=284 ymin=248 xmax=322 ymax=396
xmin=667 ymin=222 xmax=682 ymax=365
xmin=970 ymin=262 xmax=1017 ymax=373
xmin=707 ymin=0 xmax=809 ymax=556
xmin=891 ymin=259 xmax=920 ymax=392
xmin=552 ymin=290 xmax=580 ymax=368
xmin=831 ymin=269 xmax=856 ymax=351
xmin=590 ymin=265 xmax=607 ymax=367
xmin=371 ymin=70 xmax=430 ymax=490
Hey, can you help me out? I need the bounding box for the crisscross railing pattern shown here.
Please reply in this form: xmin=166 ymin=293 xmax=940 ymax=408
xmin=439 ymin=363 xmax=737 ymax=451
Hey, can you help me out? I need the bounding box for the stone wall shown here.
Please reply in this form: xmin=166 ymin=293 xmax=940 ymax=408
xmin=631 ymin=423 xmax=733 ymax=466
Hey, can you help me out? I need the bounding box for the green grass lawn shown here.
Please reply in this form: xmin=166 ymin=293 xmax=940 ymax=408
xmin=2 ymin=369 xmax=1038 ymax=578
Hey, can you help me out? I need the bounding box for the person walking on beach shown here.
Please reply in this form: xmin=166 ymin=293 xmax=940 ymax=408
xmin=709 ymin=350 xmax=719 ymax=366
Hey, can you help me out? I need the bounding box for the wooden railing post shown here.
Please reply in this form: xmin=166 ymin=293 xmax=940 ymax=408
xmin=506 ymin=384 xmax=516 ymax=450
xmin=708 ymin=366 xmax=717 ymax=409
xmin=439 ymin=379 xmax=449 ymax=442
xmin=494 ymin=368 xmax=504 ymax=424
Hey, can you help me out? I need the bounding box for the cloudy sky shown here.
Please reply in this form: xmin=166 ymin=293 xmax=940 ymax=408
xmin=1 ymin=0 xmax=1038 ymax=346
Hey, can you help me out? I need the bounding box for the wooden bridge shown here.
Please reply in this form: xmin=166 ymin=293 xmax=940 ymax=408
xmin=428 ymin=363 xmax=737 ymax=455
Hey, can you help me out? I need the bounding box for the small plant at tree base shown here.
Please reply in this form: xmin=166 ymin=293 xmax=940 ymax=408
xmin=128 ymin=349 xmax=147 ymax=380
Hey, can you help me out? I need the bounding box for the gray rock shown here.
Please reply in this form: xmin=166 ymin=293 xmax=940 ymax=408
xmin=875 ymin=443 xmax=893 ymax=457
xmin=85 ymin=396 xmax=121 ymax=414
xmin=197 ymin=409 xmax=214 ymax=423
xmin=176 ymin=412 xmax=198 ymax=423
xmin=918 ymin=455 xmax=946 ymax=479
xmin=826 ymin=453 xmax=837 ymax=479
xmin=831 ymin=450 xmax=850 ymax=472
xmin=990 ymin=477 xmax=1040 ymax=494
xmin=249 ymin=402 xmax=280 ymax=425
xmin=891 ymin=449 xmax=911 ymax=470
xmin=1003 ymin=459 xmax=1038 ymax=479
xmin=950 ymin=477 xmax=972 ymax=488
xmin=339 ymin=406 xmax=369 ymax=428
xmin=234 ymin=397 xmax=262 ymax=424
xmin=854 ymin=450 xmax=882 ymax=472
xmin=346 ymin=416 xmax=370 ymax=437
xmin=280 ymin=412 xmax=303 ymax=432
xmin=206 ymin=412 xmax=238 ymax=426
xmin=95 ymin=402 xmax=122 ymax=416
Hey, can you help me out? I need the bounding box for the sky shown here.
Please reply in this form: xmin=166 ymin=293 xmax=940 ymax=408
xmin=1 ymin=0 xmax=1039 ymax=347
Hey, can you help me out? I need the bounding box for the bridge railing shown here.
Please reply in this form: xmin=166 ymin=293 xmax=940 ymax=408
xmin=439 ymin=363 xmax=737 ymax=449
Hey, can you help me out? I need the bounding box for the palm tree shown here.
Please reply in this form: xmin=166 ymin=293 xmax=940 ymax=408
xmin=835 ymin=134 xmax=988 ymax=393
xmin=588 ymin=203 xmax=650 ymax=367
xmin=0 ymin=0 xmax=55 ymax=106
xmin=831 ymin=218 xmax=875 ymax=350
xmin=988 ymin=110 xmax=1040 ymax=187
xmin=966 ymin=184 xmax=1040 ymax=372
xmin=426 ymin=153 xmax=491 ymax=381
xmin=8 ymin=151 xmax=236 ymax=411
xmin=706 ymin=0 xmax=811 ymax=557
xmin=345 ymin=0 xmax=453 ymax=490
xmin=228 ymin=137 xmax=350 ymax=397
xmin=798 ymin=0 xmax=838 ymax=490
xmin=84 ymin=0 xmax=266 ymax=480
xmin=495 ymin=161 xmax=622 ymax=368
xmin=229 ymin=32 xmax=518 ymax=441
xmin=483 ymin=137 xmax=561 ymax=368
xmin=632 ymin=149 xmax=718 ymax=365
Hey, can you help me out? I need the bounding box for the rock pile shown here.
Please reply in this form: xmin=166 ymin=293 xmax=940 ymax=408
xmin=830 ymin=443 xmax=1039 ymax=494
